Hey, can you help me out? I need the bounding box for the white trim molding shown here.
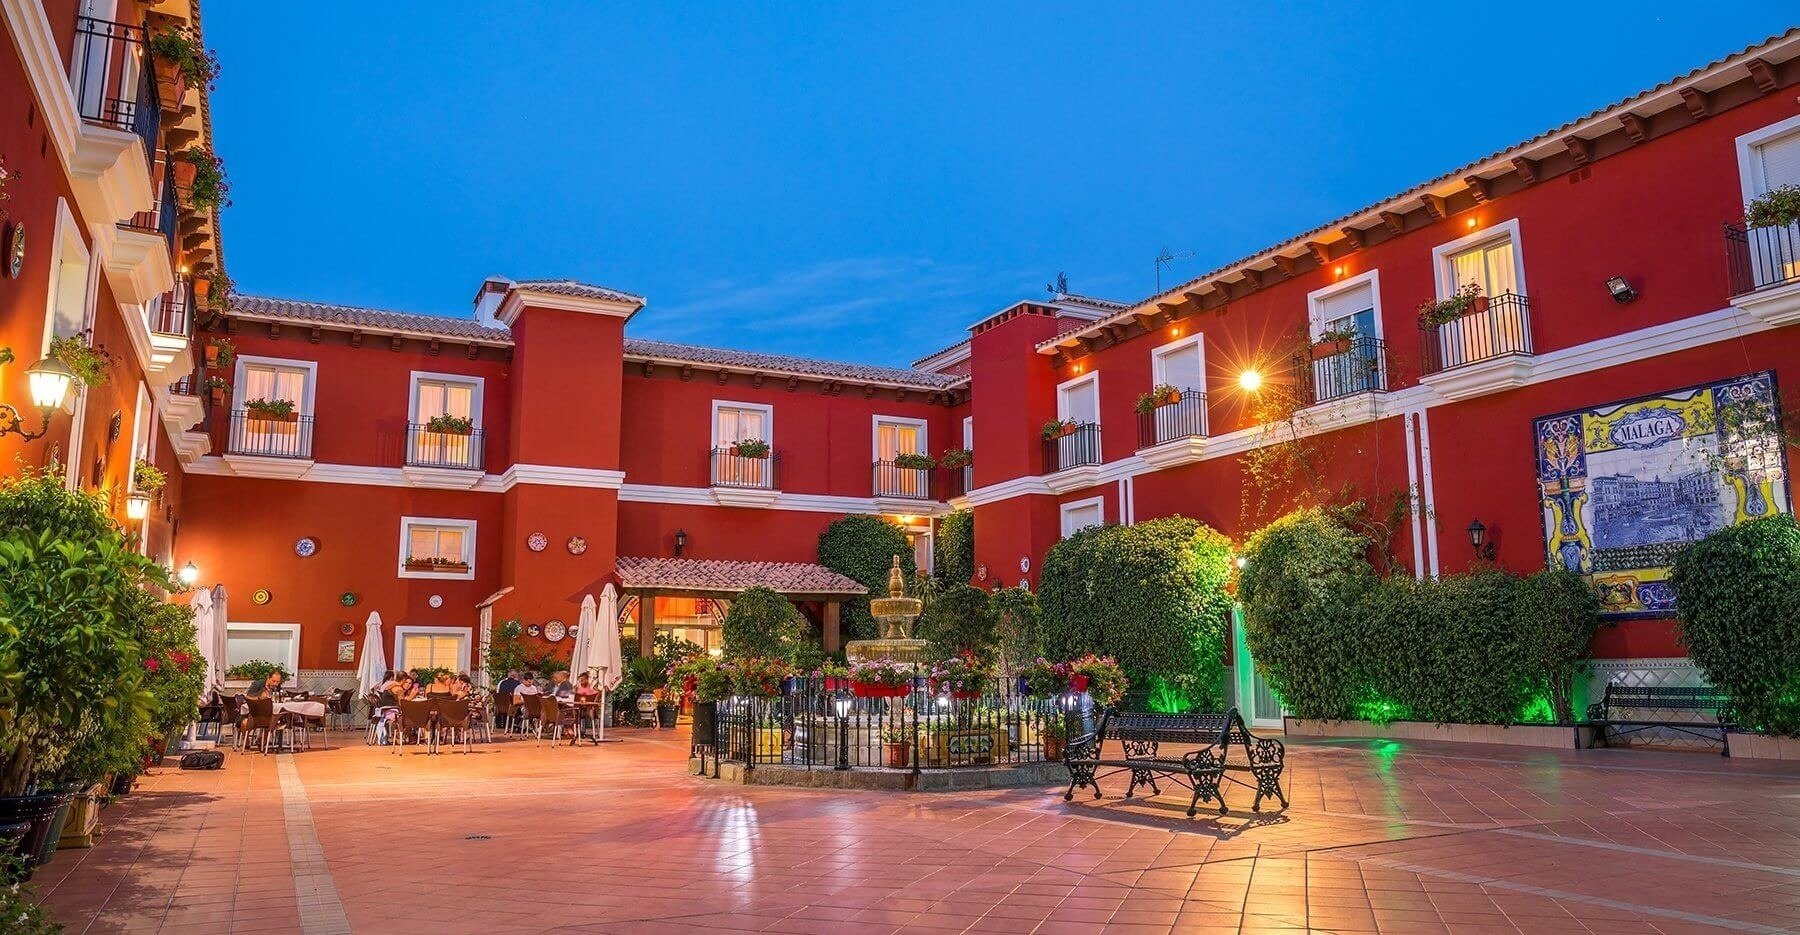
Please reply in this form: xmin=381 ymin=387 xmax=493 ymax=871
xmin=1306 ymin=269 xmax=1384 ymax=342
xmin=397 ymin=516 xmax=478 ymax=581
xmin=1059 ymin=496 xmax=1105 ymax=538
xmin=393 ymin=625 xmax=474 ymax=674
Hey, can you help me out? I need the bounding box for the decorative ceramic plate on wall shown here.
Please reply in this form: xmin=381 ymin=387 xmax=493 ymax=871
xmin=252 ymin=588 xmax=271 ymax=605
xmin=339 ymin=622 xmax=354 ymax=636
xmin=428 ymin=594 xmax=443 ymax=608
xmin=340 ymin=592 xmax=358 ymax=607
xmin=295 ymin=536 xmax=318 ymax=557
xmin=566 ymin=535 xmax=587 ymax=555
xmin=527 ymin=624 xmax=541 ymax=637
xmin=527 ymin=532 xmax=548 ymax=552
xmin=543 ymin=620 xmax=566 ymax=642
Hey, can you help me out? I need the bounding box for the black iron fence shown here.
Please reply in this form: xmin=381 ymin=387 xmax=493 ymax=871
xmin=709 ymin=676 xmax=1079 ymax=772
xmin=1295 ymin=336 xmax=1387 ymax=405
xmin=72 ymin=15 xmax=160 ymax=170
xmin=126 ymin=152 xmax=180 ymax=247
xmin=1135 ymin=390 xmax=1207 ymax=449
xmin=872 ymin=460 xmax=933 ymax=499
xmin=1043 ymin=421 xmax=1102 ymax=472
xmin=1420 ymin=292 xmax=1533 ymax=375
xmin=710 ymin=447 xmax=779 ymax=489
xmin=406 ymin=423 xmax=484 ymax=470
xmin=148 ymin=277 xmax=190 ymax=337
xmin=226 ymin=410 xmax=314 ymax=459
xmin=1725 ymin=221 xmax=1800 ymax=296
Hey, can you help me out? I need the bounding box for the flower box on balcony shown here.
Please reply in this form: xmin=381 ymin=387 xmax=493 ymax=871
xmin=1133 ymin=385 xmax=1182 ymax=414
xmin=424 ymin=414 xmax=475 ymax=436
xmin=151 ymin=57 xmax=188 ymax=115
xmin=1041 ymin=419 xmax=1078 ymax=441
xmin=729 ymin=439 xmax=770 ymax=459
xmin=245 ymin=409 xmax=297 ymax=424
xmin=405 ymin=558 xmax=470 ymax=573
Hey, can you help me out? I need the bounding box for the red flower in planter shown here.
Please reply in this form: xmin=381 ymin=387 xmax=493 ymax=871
xmin=171 ymin=651 xmax=192 ymax=670
xmin=144 ymin=657 xmax=161 ymax=672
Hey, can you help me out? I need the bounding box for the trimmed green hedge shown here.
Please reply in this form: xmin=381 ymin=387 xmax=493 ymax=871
xmin=935 ymin=509 xmax=974 ymax=586
xmin=1039 ymin=516 xmax=1233 ymax=710
xmin=1673 ymin=513 xmax=1800 ymax=736
xmin=1240 ymin=508 xmax=1599 ymax=724
xmin=721 ymin=586 xmax=808 ymax=662
xmin=817 ymin=515 xmax=916 ymax=641
xmin=917 ymin=583 xmax=999 ymax=664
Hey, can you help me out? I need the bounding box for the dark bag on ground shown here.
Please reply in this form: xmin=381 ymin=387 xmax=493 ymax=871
xmin=179 ymin=750 xmax=225 ymax=770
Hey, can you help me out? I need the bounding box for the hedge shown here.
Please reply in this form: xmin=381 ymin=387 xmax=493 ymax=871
xmin=1240 ymin=507 xmax=1599 ymax=724
xmin=935 ymin=509 xmax=974 ymax=586
xmin=1039 ymin=516 xmax=1233 ymax=711
xmin=817 ymin=515 xmax=916 ymax=641
xmin=1673 ymin=513 xmax=1800 ymax=736
xmin=916 ymin=583 xmax=999 ymax=664
xmin=721 ymin=586 xmax=808 ymax=662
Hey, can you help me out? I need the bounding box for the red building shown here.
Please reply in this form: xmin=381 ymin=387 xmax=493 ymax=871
xmin=5 ymin=7 xmax=1798 ymax=719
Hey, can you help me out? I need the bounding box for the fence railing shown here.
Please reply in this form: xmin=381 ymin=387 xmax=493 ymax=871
xmin=942 ymin=463 xmax=973 ymax=499
xmin=126 ymin=151 xmax=180 ymax=247
xmin=710 ymin=676 xmax=1079 ymax=772
xmin=1135 ymin=389 xmax=1207 ymax=449
xmin=72 ymin=15 xmax=160 ymax=170
xmin=148 ymin=277 xmax=191 ymax=337
xmin=872 ymin=460 xmax=933 ymax=500
xmin=1419 ymin=292 xmax=1533 ymax=375
xmin=406 ymin=424 xmax=484 ymax=471
xmin=710 ymin=447 xmax=778 ymax=489
xmin=1296 ymin=336 xmax=1387 ymax=405
xmin=1725 ymin=221 xmax=1800 ymax=296
xmin=1043 ymin=421 xmax=1102 ymax=472
xmin=226 ymin=411 xmax=314 ymax=459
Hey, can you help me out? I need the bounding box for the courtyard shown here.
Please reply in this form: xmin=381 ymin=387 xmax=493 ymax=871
xmin=32 ymin=733 xmax=1800 ymax=935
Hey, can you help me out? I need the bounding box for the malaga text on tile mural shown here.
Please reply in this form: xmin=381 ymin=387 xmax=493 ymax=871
xmin=1534 ymin=370 xmax=1790 ymax=619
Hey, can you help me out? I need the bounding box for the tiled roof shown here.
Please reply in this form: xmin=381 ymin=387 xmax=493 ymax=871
xmin=1053 ymin=293 xmax=1129 ymax=312
xmin=230 ymin=295 xmax=514 ymax=343
xmin=510 ymin=279 xmax=646 ymax=305
xmin=1037 ymin=27 xmax=1800 ymax=352
xmin=911 ymin=338 xmax=971 ymax=370
xmin=623 ymin=338 xmax=960 ymax=389
xmin=614 ymin=557 xmax=867 ymax=595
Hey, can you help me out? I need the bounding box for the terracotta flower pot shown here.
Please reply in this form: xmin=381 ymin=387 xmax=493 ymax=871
xmin=247 ymin=410 xmax=298 ymax=424
xmin=1069 ymin=674 xmax=1091 ymax=693
xmin=152 ymin=58 xmax=188 ymax=114
xmin=1044 ymin=736 xmax=1065 ymax=760
xmin=208 ymin=388 xmax=225 ymax=405
xmin=883 ymin=741 xmax=911 ymax=768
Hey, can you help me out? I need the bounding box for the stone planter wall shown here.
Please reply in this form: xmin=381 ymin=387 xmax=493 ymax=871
xmin=56 ymin=783 xmax=106 ymax=849
xmin=1285 ymin=717 xmax=1583 ymax=749
xmin=1727 ymin=732 xmax=1800 ymax=760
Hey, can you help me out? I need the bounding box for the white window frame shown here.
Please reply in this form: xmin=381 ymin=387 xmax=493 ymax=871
xmin=1431 ymin=218 xmax=1528 ymax=301
xmin=225 ymin=621 xmax=302 ymax=677
xmin=870 ymin=415 xmax=929 ymax=461
xmin=961 ymin=416 xmax=973 ymax=448
xmin=45 ymin=199 xmax=96 ymax=489
xmin=398 ymin=515 xmax=477 ymax=580
xmin=1306 ymin=269 xmax=1385 ymax=342
xmin=710 ymin=399 xmax=775 ymax=448
xmin=1149 ymin=333 xmax=1206 ymax=390
xmin=1055 ymin=371 xmax=1100 ymax=423
xmin=1059 ymin=496 xmax=1105 ymax=538
xmin=233 ymin=354 xmax=320 ymax=416
xmin=393 ymin=625 xmax=472 ymax=675
xmin=1736 ymin=113 xmax=1800 ymax=203
xmin=407 ymin=370 xmax=485 ymax=428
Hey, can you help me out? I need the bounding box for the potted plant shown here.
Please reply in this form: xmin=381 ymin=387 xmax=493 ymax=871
xmin=724 ymin=656 xmax=789 ymax=700
xmin=673 ymin=656 xmax=729 ymax=747
xmin=893 ymin=452 xmax=936 ymax=471
xmin=1417 ymin=281 xmax=1483 ymax=329
xmin=1040 ymin=419 xmax=1077 ymax=441
xmin=225 ymin=660 xmax=288 ymax=685
xmin=939 ymin=447 xmax=972 ymax=470
xmin=204 ymin=375 xmax=230 ymax=404
xmin=205 ymin=338 xmax=234 ymax=369
xmin=1746 ymin=183 xmax=1800 ymax=229
xmin=653 ymin=686 xmax=679 ymax=729
xmin=425 ymin=413 xmax=475 ymax=436
xmin=1041 ymin=714 xmax=1068 ymax=760
xmin=175 ymin=148 xmax=230 ymax=211
xmin=815 ymin=660 xmax=851 ymax=692
xmin=849 ymin=658 xmax=913 ymax=698
xmin=131 ymin=459 xmax=166 ymax=496
xmin=0 ymin=154 xmax=18 ymax=222
xmin=1133 ymin=384 xmax=1182 ymax=415
xmin=1017 ymin=657 xmax=1072 ymax=697
xmin=404 ymin=555 xmax=469 ymax=573
xmin=1069 ymin=653 xmax=1128 ymax=708
xmin=929 ymin=650 xmax=992 ymax=700
xmin=146 ymin=28 xmax=218 ymax=112
xmin=243 ymin=397 xmax=297 ymax=423
xmin=1311 ymin=325 xmax=1360 ymax=358
xmin=880 ymin=726 xmax=912 ymax=768
xmin=729 ymin=438 xmax=770 ymax=459
xmin=47 ymin=333 xmax=111 ymax=389
xmin=202 ymin=270 xmax=234 ymax=311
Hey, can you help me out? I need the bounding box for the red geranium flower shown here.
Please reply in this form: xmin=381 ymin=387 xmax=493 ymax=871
xmin=144 ymin=657 xmax=160 ymax=672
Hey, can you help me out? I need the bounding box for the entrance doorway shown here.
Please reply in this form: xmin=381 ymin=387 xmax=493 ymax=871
xmin=1230 ymin=607 xmax=1285 ymax=729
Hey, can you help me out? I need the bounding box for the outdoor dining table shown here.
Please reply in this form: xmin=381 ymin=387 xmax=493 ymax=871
xmin=565 ymin=699 xmax=604 ymax=745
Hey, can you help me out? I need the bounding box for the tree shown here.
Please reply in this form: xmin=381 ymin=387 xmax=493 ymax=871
xmin=916 ymin=584 xmax=999 ymax=664
xmin=934 ymin=510 xmax=974 ymax=586
xmin=991 ymin=586 xmax=1042 ymax=674
xmin=1672 ymin=513 xmax=1800 ymax=736
xmin=817 ymin=515 xmax=915 ymax=641
xmin=720 ymin=586 xmax=808 ymax=662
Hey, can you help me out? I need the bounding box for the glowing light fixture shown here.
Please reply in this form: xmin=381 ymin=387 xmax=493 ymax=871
xmin=125 ymin=491 xmax=151 ymax=521
xmin=1235 ymin=556 xmax=1247 ymax=570
xmin=1 ymin=357 xmax=76 ymax=441
xmin=179 ymin=561 xmax=200 ymax=586
xmin=1237 ymin=369 xmax=1264 ymax=392
xmin=1466 ymin=217 xmax=1478 ymax=229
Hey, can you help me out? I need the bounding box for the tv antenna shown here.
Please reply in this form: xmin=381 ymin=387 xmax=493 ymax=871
xmin=1154 ymin=247 xmax=1194 ymax=292
xmin=1044 ymin=271 xmax=1069 ymax=297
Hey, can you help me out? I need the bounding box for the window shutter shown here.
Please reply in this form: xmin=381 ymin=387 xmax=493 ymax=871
xmin=1757 ymin=128 xmax=1800 ymax=191
xmin=1316 ymin=282 xmax=1373 ymax=326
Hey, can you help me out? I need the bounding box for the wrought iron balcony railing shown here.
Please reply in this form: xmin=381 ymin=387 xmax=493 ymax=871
xmin=1043 ymin=421 xmax=1102 ymax=472
xmin=125 ymin=151 xmax=180 ymax=248
xmin=1135 ymin=390 xmax=1207 ymax=449
xmin=226 ymin=410 xmax=314 ymax=459
xmin=1419 ymin=292 xmax=1533 ymax=375
xmin=872 ymin=460 xmax=933 ymax=500
xmin=710 ymin=447 xmax=779 ymax=490
xmin=1725 ymin=221 xmax=1800 ymax=296
xmin=1295 ymin=336 xmax=1388 ymax=405
xmin=72 ymin=15 xmax=160 ymax=170
xmin=406 ymin=424 xmax=485 ymax=471
xmin=941 ymin=464 xmax=973 ymax=499
xmin=148 ymin=277 xmax=191 ymax=337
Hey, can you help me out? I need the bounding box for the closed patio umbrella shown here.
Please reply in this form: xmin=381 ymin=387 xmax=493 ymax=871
xmin=210 ymin=585 xmax=230 ymax=690
xmin=357 ymin=612 xmax=387 ymax=696
xmin=184 ymin=587 xmax=215 ymax=746
xmin=569 ymin=595 xmax=598 ymax=684
xmin=595 ymin=584 xmax=624 ymax=741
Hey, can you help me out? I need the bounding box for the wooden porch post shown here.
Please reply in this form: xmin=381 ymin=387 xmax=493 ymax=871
xmin=823 ymin=600 xmax=841 ymax=654
xmin=638 ymin=593 xmax=657 ymax=657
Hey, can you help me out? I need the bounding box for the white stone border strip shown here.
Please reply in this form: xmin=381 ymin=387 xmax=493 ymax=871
xmin=276 ymin=755 xmax=353 ymax=935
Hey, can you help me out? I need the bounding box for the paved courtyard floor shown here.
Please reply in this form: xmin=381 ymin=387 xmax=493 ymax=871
xmin=30 ymin=729 xmax=1800 ymax=934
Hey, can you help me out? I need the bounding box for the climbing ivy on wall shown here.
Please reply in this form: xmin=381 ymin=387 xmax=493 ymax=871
xmin=1673 ymin=513 xmax=1800 ymax=736
xmin=934 ymin=509 xmax=975 ymax=586
xmin=817 ymin=515 xmax=916 ymax=642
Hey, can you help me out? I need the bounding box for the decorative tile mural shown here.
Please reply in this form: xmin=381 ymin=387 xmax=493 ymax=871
xmin=1535 ymin=370 xmax=1789 ymax=618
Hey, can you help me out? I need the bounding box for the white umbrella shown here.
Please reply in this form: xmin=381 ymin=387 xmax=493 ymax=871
xmin=210 ymin=585 xmax=230 ymax=691
xmin=183 ymin=588 xmax=215 ymax=746
xmin=595 ymin=584 xmax=624 ymax=741
xmin=357 ymin=612 xmax=387 ymax=696
xmin=569 ymin=595 xmax=599 ymax=683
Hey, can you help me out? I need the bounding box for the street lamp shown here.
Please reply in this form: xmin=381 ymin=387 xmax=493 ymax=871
xmin=0 ymin=357 xmax=76 ymax=441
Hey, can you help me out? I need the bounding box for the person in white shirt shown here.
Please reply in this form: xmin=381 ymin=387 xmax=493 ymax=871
xmin=513 ymin=673 xmax=543 ymax=703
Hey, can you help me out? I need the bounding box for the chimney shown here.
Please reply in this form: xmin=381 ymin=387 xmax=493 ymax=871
xmin=473 ymin=276 xmax=512 ymax=327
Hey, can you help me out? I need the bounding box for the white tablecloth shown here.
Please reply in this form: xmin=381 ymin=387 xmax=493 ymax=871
xmin=276 ymin=700 xmax=328 ymax=718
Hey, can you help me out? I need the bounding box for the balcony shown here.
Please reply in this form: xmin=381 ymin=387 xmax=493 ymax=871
xmin=222 ymin=410 xmax=315 ymax=479
xmin=942 ymin=464 xmax=973 ymax=500
xmin=1135 ymin=391 xmax=1208 ymax=469
xmin=124 ymin=151 xmax=179 ymax=247
xmin=1042 ymin=422 xmax=1102 ymax=491
xmin=401 ymin=424 xmax=486 ymax=488
xmin=64 ymin=16 xmax=158 ymax=230
xmin=709 ymin=447 xmax=780 ymax=507
xmin=1417 ymin=293 xmax=1535 ymax=402
xmin=1725 ymin=222 xmax=1800 ymax=327
xmin=872 ymin=460 xmax=934 ymax=508
xmin=159 ymin=362 xmax=209 ymax=464
xmin=1300 ymin=336 xmax=1388 ymax=405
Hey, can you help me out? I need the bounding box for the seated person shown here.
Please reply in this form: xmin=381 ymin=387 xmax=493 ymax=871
xmin=239 ymin=670 xmax=285 ymax=735
xmin=451 ymin=673 xmax=473 ymax=700
xmin=574 ymin=673 xmax=600 ymax=700
xmin=544 ymin=670 xmax=577 ymax=701
xmin=513 ymin=673 xmax=543 ymax=702
xmin=425 ymin=671 xmax=455 ymax=697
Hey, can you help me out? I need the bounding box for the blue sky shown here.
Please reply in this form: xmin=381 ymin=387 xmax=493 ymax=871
xmin=205 ymin=3 xmax=1792 ymax=367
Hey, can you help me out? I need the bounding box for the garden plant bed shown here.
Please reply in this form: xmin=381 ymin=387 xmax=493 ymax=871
xmin=1285 ymin=717 xmax=1588 ymax=749
xmin=1726 ymin=732 xmax=1800 ymax=760
xmin=690 ymin=756 xmax=1067 ymax=791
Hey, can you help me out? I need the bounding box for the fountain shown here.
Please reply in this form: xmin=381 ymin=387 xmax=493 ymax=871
xmin=845 ymin=555 xmax=930 ymax=664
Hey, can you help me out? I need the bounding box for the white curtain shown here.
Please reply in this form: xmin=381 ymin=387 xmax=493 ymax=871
xmin=1444 ymin=240 xmax=1521 ymax=367
xmin=715 ymin=407 xmax=770 ymax=486
xmin=876 ymin=421 xmax=924 ymax=495
xmin=415 ymin=380 xmax=477 ymax=466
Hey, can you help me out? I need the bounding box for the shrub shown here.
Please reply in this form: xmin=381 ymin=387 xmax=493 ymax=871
xmin=934 ymin=509 xmax=974 ymax=586
xmin=0 ymin=858 xmax=59 ymax=933
xmin=1238 ymin=508 xmax=1376 ymax=720
xmin=484 ymin=620 xmax=531 ymax=682
xmin=226 ymin=659 xmax=288 ymax=682
xmin=991 ymin=586 xmax=1043 ymax=673
xmin=1514 ymin=569 xmax=1600 ymax=722
xmin=1673 ymin=514 xmax=1800 ymax=736
xmin=723 ymin=657 xmax=789 ymax=698
xmin=672 ymin=656 xmax=730 ymax=703
xmin=720 ymin=586 xmax=807 ymax=662
xmin=916 ymin=584 xmax=999 ymax=664
xmin=817 ymin=515 xmax=916 ymax=641
xmin=1039 ymin=517 xmax=1233 ymax=711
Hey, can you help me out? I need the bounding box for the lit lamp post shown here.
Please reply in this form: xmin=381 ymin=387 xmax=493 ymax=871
xmin=833 ymin=689 xmax=852 ymax=770
xmin=0 ymin=357 xmax=76 ymax=441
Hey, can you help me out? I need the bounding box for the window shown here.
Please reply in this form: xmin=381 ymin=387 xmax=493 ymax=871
xmin=1429 ymin=220 xmax=1531 ymax=367
xmin=396 ymin=627 xmax=470 ymax=673
xmin=1737 ymin=115 xmax=1800 ymax=287
xmin=873 ymin=416 xmax=929 ymax=496
xmin=1306 ymin=272 xmax=1385 ymax=398
xmin=409 ymin=372 xmax=483 ymax=468
xmin=45 ymin=200 xmax=94 ymax=489
xmin=712 ymin=401 xmax=774 ymax=487
xmin=226 ymin=622 xmax=300 ymax=677
xmin=232 ymin=355 xmax=317 ymax=458
xmin=1052 ymin=373 xmax=1101 ymax=468
xmin=1060 ymin=497 xmax=1104 ymax=538
xmin=1148 ymin=336 xmax=1205 ymax=442
xmin=399 ymin=516 xmax=476 ymax=579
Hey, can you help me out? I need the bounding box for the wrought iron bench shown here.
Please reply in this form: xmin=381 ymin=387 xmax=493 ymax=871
xmin=1062 ymin=708 xmax=1287 ymax=816
xmin=1583 ymin=684 xmax=1732 ymax=755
